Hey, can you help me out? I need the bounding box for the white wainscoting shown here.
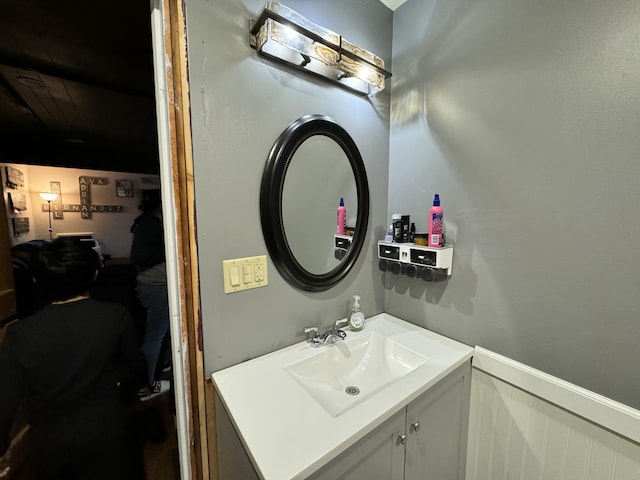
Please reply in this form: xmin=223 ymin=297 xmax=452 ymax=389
xmin=466 ymin=347 xmax=640 ymax=480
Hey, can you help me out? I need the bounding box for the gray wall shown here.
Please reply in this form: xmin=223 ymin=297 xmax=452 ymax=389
xmin=387 ymin=0 xmax=640 ymax=409
xmin=185 ymin=0 xmax=392 ymax=372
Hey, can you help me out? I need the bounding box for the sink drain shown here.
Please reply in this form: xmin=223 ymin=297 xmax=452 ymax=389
xmin=345 ymin=385 xmax=360 ymax=396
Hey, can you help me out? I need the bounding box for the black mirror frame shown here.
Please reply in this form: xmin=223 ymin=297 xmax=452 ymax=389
xmin=260 ymin=114 xmax=370 ymax=292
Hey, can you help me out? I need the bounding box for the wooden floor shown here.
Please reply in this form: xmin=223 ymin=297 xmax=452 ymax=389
xmin=127 ymin=369 xmax=180 ymax=480
xmin=141 ymin=391 xmax=180 ymax=480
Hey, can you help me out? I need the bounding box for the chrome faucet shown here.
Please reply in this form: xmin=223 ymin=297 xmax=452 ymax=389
xmin=304 ymin=319 xmax=348 ymax=348
xmin=320 ymin=327 xmax=347 ymax=345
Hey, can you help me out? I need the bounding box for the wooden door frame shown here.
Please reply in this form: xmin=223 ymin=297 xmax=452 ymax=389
xmin=151 ymin=1 xmax=217 ymax=479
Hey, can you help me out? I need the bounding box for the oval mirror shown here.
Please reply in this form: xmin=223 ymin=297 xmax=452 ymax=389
xmin=260 ymin=114 xmax=369 ymax=292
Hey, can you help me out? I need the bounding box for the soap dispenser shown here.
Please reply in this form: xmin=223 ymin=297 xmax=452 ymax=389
xmin=348 ymin=295 xmax=365 ymax=331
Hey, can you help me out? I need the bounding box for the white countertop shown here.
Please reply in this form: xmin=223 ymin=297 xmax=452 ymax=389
xmin=212 ymin=313 xmax=474 ymax=480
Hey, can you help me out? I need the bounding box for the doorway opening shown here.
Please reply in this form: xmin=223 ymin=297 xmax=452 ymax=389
xmin=0 ymin=1 xmax=204 ymax=478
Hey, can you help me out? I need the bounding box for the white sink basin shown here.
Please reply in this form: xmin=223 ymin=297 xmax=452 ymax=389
xmin=286 ymin=331 xmax=429 ymax=416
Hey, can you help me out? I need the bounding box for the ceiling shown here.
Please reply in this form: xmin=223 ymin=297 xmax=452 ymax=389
xmin=379 ymin=0 xmax=407 ymax=10
xmin=0 ymin=0 xmax=159 ymax=174
xmin=0 ymin=1 xmax=406 ymax=176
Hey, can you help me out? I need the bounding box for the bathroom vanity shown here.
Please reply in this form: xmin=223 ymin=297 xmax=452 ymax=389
xmin=212 ymin=314 xmax=473 ymax=479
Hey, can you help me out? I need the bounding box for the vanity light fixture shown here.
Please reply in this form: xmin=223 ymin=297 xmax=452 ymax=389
xmin=249 ymin=2 xmax=391 ymax=96
xmin=39 ymin=192 xmax=59 ymax=240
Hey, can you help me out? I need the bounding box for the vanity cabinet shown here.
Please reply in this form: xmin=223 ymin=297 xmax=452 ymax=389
xmin=404 ymin=361 xmax=471 ymax=480
xmin=213 ymin=314 xmax=474 ymax=480
xmin=307 ymin=408 xmax=406 ymax=480
xmin=308 ymin=361 xmax=471 ymax=480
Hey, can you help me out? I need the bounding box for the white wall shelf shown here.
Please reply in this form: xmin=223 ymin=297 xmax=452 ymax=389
xmin=378 ymin=241 xmax=453 ymax=278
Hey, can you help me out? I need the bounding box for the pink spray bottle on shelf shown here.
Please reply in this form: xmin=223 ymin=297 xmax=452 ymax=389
xmin=428 ymin=194 xmax=443 ymax=248
xmin=337 ymin=197 xmax=346 ymax=235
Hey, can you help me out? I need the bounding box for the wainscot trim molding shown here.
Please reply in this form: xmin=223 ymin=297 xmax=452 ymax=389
xmin=472 ymin=346 xmax=640 ymax=445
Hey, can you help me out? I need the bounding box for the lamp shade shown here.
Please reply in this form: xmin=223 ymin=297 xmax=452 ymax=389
xmin=39 ymin=192 xmax=59 ymax=202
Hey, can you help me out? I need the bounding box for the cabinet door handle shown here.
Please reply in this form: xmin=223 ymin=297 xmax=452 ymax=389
xmin=398 ymin=433 xmax=407 ymax=445
xmin=410 ymin=421 xmax=421 ymax=433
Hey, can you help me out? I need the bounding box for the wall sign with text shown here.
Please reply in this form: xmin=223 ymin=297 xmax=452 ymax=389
xmin=41 ymin=176 xmax=125 ymax=219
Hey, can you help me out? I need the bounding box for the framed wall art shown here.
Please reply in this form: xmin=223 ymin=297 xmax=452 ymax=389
xmin=5 ymin=166 xmax=24 ymax=188
xmin=8 ymin=192 xmax=27 ymax=211
xmin=116 ymin=179 xmax=133 ymax=197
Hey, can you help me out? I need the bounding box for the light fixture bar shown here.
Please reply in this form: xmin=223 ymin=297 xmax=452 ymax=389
xmin=250 ymin=2 xmax=391 ymax=95
xmin=250 ymin=8 xmax=390 ymax=78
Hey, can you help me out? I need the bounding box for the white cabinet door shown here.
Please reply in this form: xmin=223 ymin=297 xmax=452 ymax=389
xmin=307 ymin=409 xmax=406 ymax=480
xmin=404 ymin=362 xmax=471 ymax=480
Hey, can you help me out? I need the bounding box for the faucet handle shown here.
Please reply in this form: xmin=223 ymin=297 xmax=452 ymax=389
xmin=304 ymin=326 xmax=323 ymax=347
xmin=334 ymin=318 xmax=349 ymax=330
xmin=303 ymin=326 xmax=319 ymax=337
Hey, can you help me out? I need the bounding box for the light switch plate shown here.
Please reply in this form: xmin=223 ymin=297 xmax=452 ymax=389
xmin=223 ymin=255 xmax=268 ymax=293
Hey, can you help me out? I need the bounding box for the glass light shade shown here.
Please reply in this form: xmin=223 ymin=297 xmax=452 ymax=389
xmin=250 ymin=2 xmax=390 ymax=95
xmin=39 ymin=192 xmax=59 ymax=202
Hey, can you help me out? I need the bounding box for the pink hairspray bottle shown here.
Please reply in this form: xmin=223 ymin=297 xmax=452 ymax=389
xmin=337 ymin=198 xmax=346 ymax=235
xmin=428 ymin=194 xmax=443 ymax=248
